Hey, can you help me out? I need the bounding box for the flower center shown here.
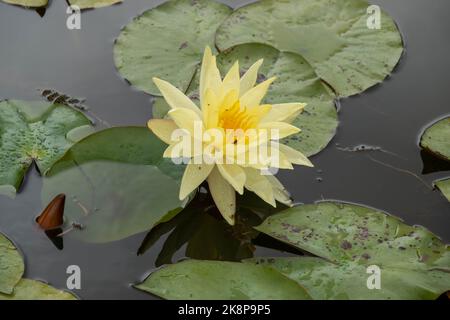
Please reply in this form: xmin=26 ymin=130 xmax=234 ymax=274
xmin=218 ymin=100 xmax=258 ymax=132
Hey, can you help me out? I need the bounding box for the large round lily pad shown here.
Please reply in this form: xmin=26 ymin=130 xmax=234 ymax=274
xmin=216 ymin=0 xmax=404 ymax=97
xmin=135 ymin=260 xmax=311 ymax=300
xmin=153 ymin=43 xmax=338 ymax=157
xmin=420 ymin=117 xmax=450 ymax=162
xmin=42 ymin=127 xmax=188 ymax=243
xmin=252 ymin=202 xmax=450 ymax=300
xmin=0 ymin=100 xmax=93 ymax=197
xmin=114 ymin=0 xmax=232 ymax=95
xmin=0 ymin=233 xmax=24 ymax=295
xmin=0 ymin=279 xmax=77 ymax=300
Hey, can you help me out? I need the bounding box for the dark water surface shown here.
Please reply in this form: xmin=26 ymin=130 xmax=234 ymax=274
xmin=0 ymin=0 xmax=449 ymax=299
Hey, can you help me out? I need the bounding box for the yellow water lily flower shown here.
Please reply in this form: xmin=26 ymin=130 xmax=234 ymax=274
xmin=148 ymin=47 xmax=313 ymax=225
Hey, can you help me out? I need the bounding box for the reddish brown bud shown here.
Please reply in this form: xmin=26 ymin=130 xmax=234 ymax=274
xmin=36 ymin=194 xmax=65 ymax=230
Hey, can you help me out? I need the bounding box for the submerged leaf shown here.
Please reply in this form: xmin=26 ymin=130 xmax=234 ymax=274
xmin=0 ymin=279 xmax=77 ymax=300
xmin=253 ymin=202 xmax=450 ymax=300
xmin=0 ymin=100 xmax=93 ymax=195
xmin=0 ymin=233 xmax=24 ymax=295
xmin=420 ymin=117 xmax=450 ymax=162
xmin=135 ymin=260 xmax=311 ymax=300
xmin=216 ymin=0 xmax=404 ymax=97
xmin=41 ymin=127 xmax=188 ymax=243
xmin=114 ymin=0 xmax=232 ymax=95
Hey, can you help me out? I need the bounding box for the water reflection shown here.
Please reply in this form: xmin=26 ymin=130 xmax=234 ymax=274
xmin=421 ymin=150 xmax=450 ymax=174
xmin=138 ymin=191 xmax=288 ymax=266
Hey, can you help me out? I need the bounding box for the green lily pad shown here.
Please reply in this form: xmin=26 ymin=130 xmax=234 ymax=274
xmin=114 ymin=0 xmax=232 ymax=95
xmin=135 ymin=260 xmax=311 ymax=300
xmin=68 ymin=0 xmax=121 ymax=9
xmin=435 ymin=178 xmax=450 ymax=202
xmin=0 ymin=233 xmax=24 ymax=295
xmin=41 ymin=127 xmax=188 ymax=243
xmin=0 ymin=100 xmax=93 ymax=196
xmin=1 ymin=0 xmax=47 ymax=7
xmin=252 ymin=202 xmax=450 ymax=300
xmin=0 ymin=279 xmax=77 ymax=300
xmin=216 ymin=0 xmax=404 ymax=97
xmin=153 ymin=43 xmax=338 ymax=157
xmin=420 ymin=117 xmax=450 ymax=162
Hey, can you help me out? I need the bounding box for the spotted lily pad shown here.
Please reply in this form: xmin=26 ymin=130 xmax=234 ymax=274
xmin=420 ymin=117 xmax=450 ymax=162
xmin=1 ymin=0 xmax=47 ymax=7
xmin=0 ymin=279 xmax=77 ymax=300
xmin=0 ymin=232 xmax=24 ymax=295
xmin=68 ymin=0 xmax=121 ymax=9
xmin=42 ymin=127 xmax=188 ymax=243
xmin=216 ymin=0 xmax=404 ymax=97
xmin=435 ymin=179 xmax=450 ymax=202
xmin=153 ymin=43 xmax=338 ymax=157
xmin=114 ymin=0 xmax=232 ymax=95
xmin=135 ymin=260 xmax=311 ymax=300
xmin=0 ymin=100 xmax=93 ymax=196
xmin=252 ymin=202 xmax=450 ymax=300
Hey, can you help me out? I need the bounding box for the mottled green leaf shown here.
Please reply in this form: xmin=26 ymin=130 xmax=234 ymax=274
xmin=153 ymin=43 xmax=338 ymax=156
xmin=42 ymin=127 xmax=188 ymax=243
xmin=253 ymin=202 xmax=450 ymax=300
xmin=0 ymin=233 xmax=24 ymax=295
xmin=68 ymin=0 xmax=121 ymax=9
xmin=0 ymin=100 xmax=92 ymax=196
xmin=1 ymin=0 xmax=47 ymax=7
xmin=135 ymin=260 xmax=311 ymax=300
xmin=216 ymin=0 xmax=404 ymax=97
xmin=435 ymin=178 xmax=450 ymax=202
xmin=0 ymin=279 xmax=77 ymax=300
xmin=114 ymin=0 xmax=232 ymax=95
xmin=420 ymin=117 xmax=450 ymax=162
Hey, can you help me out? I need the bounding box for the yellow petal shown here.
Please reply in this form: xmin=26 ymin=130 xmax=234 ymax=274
xmin=179 ymin=162 xmax=214 ymax=200
xmin=266 ymin=175 xmax=293 ymax=207
xmin=244 ymin=168 xmax=276 ymax=207
xmin=167 ymin=108 xmax=203 ymax=135
xmin=203 ymin=88 xmax=220 ymax=129
xmin=240 ymin=77 xmax=276 ymax=108
xmin=217 ymin=163 xmax=246 ymax=195
xmin=240 ymin=59 xmax=263 ymax=96
xmin=258 ymin=122 xmax=300 ymax=139
xmin=222 ymin=61 xmax=240 ymax=95
xmin=262 ymin=103 xmax=306 ymax=123
xmin=200 ymin=47 xmax=222 ymax=104
xmin=207 ymin=167 xmax=236 ymax=225
xmin=153 ymin=77 xmax=201 ymax=117
xmin=147 ymin=119 xmax=178 ymax=145
xmin=277 ymin=143 xmax=314 ymax=167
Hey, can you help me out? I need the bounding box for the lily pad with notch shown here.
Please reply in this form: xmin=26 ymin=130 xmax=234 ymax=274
xmin=251 ymin=201 xmax=450 ymax=299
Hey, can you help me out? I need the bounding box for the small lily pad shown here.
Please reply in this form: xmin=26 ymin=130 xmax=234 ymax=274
xmin=68 ymin=0 xmax=121 ymax=9
xmin=135 ymin=260 xmax=311 ymax=300
xmin=0 ymin=100 xmax=93 ymax=196
xmin=0 ymin=233 xmax=24 ymax=295
xmin=1 ymin=0 xmax=47 ymax=7
xmin=216 ymin=0 xmax=404 ymax=97
xmin=420 ymin=117 xmax=450 ymax=162
xmin=42 ymin=127 xmax=188 ymax=243
xmin=0 ymin=279 xmax=77 ymax=300
xmin=253 ymin=202 xmax=450 ymax=300
xmin=114 ymin=0 xmax=232 ymax=95
xmin=435 ymin=178 xmax=450 ymax=202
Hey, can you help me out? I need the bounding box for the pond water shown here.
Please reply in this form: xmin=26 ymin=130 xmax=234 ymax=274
xmin=0 ymin=0 xmax=449 ymax=299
